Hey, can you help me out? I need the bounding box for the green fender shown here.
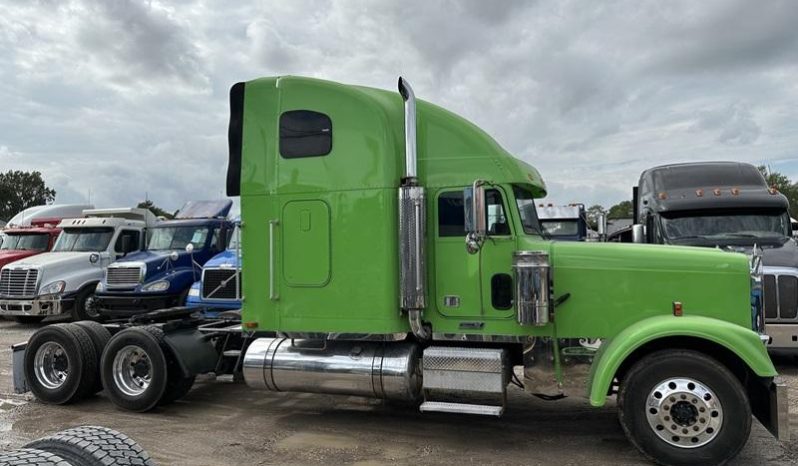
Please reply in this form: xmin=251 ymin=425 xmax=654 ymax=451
xmin=587 ymin=315 xmax=777 ymax=407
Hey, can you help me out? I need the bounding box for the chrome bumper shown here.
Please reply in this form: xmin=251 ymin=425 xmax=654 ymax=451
xmin=763 ymin=323 xmax=798 ymax=350
xmin=0 ymin=296 xmax=63 ymax=316
xmin=751 ymin=376 xmax=790 ymax=442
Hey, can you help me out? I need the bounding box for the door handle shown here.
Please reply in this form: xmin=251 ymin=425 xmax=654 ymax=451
xmin=269 ymin=219 xmax=279 ymax=300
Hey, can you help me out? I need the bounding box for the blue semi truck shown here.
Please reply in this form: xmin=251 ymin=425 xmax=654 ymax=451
xmin=93 ymin=201 xmax=234 ymax=318
xmin=186 ymin=220 xmax=241 ymax=317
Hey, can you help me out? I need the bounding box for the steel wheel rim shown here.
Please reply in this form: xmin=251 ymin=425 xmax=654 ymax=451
xmin=646 ymin=377 xmax=723 ymax=448
xmin=112 ymin=345 xmax=153 ymax=397
xmin=34 ymin=341 xmax=69 ymax=389
xmin=83 ymin=295 xmax=100 ymax=319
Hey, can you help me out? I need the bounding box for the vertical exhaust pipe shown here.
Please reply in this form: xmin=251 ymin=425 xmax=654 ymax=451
xmin=398 ymin=77 xmax=430 ymax=340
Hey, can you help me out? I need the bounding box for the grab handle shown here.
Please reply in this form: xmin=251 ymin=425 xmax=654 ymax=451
xmin=269 ymin=219 xmax=279 ymax=300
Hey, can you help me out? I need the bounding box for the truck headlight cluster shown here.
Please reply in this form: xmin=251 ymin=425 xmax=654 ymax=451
xmin=142 ymin=280 xmax=170 ymax=292
xmin=40 ymin=281 xmax=66 ymax=296
xmin=188 ymin=287 xmax=200 ymax=298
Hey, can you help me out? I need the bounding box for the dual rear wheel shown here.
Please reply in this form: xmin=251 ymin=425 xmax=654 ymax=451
xmin=24 ymin=323 xmax=194 ymax=411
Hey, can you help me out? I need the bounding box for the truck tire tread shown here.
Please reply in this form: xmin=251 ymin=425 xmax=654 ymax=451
xmin=25 ymin=425 xmax=155 ymax=466
xmin=0 ymin=448 xmax=71 ymax=466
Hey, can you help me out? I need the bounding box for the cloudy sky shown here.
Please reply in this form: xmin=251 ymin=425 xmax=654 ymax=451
xmin=2 ymin=0 xmax=798 ymax=212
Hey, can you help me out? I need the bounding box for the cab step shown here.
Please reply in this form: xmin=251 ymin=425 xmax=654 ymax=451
xmin=419 ymin=401 xmax=504 ymax=416
xmin=420 ymin=346 xmax=509 ymax=416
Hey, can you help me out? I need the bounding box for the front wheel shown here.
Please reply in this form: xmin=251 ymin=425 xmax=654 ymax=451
xmin=618 ymin=349 xmax=751 ymax=466
xmin=71 ymin=288 xmax=102 ymax=322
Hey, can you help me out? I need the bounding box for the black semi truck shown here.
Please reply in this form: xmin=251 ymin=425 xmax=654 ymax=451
xmin=629 ymin=161 xmax=798 ymax=351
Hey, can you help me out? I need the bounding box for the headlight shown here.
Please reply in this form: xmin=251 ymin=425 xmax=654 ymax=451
xmin=40 ymin=281 xmax=66 ymax=296
xmin=188 ymin=287 xmax=200 ymax=298
xmin=749 ymin=245 xmax=765 ymax=334
xmin=142 ymin=280 xmax=170 ymax=292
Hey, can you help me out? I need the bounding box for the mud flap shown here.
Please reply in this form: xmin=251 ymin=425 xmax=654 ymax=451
xmin=163 ymin=329 xmax=219 ymax=378
xmin=749 ymin=376 xmax=790 ymax=441
xmin=12 ymin=342 xmax=28 ymax=394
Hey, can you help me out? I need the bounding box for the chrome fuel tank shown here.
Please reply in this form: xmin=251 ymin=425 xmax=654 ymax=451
xmin=243 ymin=338 xmax=422 ymax=402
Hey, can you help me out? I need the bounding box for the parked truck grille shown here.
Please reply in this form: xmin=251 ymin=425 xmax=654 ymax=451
xmin=107 ymin=266 xmax=143 ymax=288
xmin=0 ymin=269 xmax=39 ymax=297
xmin=202 ymin=269 xmax=240 ymax=300
xmin=764 ymin=274 xmax=798 ymax=320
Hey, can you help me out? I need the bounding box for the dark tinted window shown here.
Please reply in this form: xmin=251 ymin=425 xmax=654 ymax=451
xmin=491 ymin=273 xmax=513 ymax=310
xmin=280 ymin=110 xmax=332 ymax=158
xmin=438 ymin=192 xmax=465 ymax=237
xmin=115 ymin=230 xmax=141 ymax=253
xmin=651 ymin=164 xmax=766 ymax=192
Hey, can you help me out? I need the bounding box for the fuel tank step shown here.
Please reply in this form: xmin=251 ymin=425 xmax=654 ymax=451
xmin=420 ymin=346 xmax=509 ymax=415
xmin=419 ymin=401 xmax=504 ymax=416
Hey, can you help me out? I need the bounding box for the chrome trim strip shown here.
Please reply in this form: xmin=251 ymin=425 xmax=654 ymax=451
xmin=269 ymin=219 xmax=278 ymax=301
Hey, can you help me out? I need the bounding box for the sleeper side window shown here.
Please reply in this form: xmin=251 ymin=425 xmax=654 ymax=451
xmin=279 ymin=110 xmax=332 ymax=158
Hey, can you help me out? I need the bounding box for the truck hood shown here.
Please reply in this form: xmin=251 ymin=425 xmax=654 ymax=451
xmin=114 ymin=250 xmax=199 ymax=280
xmin=672 ymin=236 xmax=798 ymax=269
xmin=7 ymin=251 xmax=95 ymax=270
xmin=204 ymin=249 xmax=240 ymax=269
xmin=0 ymin=250 xmax=41 ymax=269
xmin=540 ymin=240 xmax=752 ymax=337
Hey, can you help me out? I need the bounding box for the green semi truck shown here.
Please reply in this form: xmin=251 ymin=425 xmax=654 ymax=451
xmin=14 ymin=76 xmax=788 ymax=465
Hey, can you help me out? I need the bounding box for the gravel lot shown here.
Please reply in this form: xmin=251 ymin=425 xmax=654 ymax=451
xmin=0 ymin=319 xmax=796 ymax=465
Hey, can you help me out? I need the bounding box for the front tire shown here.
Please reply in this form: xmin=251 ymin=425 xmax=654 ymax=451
xmin=618 ymin=349 xmax=751 ymax=466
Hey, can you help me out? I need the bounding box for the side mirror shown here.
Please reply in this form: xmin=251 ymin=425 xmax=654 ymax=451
xmin=597 ymin=213 xmax=607 ymax=242
xmin=632 ymin=224 xmax=646 ymax=244
xmin=185 ymin=243 xmax=195 ymax=254
xmin=464 ymin=181 xmax=486 ymax=254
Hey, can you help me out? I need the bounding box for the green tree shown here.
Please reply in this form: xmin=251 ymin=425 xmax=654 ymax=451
xmin=137 ymin=200 xmax=175 ymax=219
xmin=585 ymin=204 xmax=606 ymax=230
xmin=0 ymin=170 xmax=56 ymax=221
xmin=607 ymin=200 xmax=633 ymax=219
xmin=758 ymin=165 xmax=798 ymax=218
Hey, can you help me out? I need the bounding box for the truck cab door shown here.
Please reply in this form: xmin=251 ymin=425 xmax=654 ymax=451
xmin=433 ymin=187 xmax=515 ymax=319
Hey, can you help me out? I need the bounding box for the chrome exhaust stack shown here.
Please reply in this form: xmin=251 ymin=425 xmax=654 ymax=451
xmin=397 ymin=77 xmax=429 ymax=340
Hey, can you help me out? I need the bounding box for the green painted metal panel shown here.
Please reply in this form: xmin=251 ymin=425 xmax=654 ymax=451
xmin=587 ymin=315 xmax=777 ymax=407
xmin=282 ymin=200 xmax=330 ymax=287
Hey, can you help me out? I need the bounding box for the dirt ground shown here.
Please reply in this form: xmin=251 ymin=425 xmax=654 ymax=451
xmin=0 ymin=319 xmax=797 ymax=465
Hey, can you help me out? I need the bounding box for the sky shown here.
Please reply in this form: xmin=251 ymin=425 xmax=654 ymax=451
xmin=2 ymin=0 xmax=798 ymax=213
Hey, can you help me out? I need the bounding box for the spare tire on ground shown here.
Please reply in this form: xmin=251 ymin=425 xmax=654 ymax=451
xmin=0 ymin=448 xmax=71 ymax=466
xmin=24 ymin=425 xmax=156 ymax=466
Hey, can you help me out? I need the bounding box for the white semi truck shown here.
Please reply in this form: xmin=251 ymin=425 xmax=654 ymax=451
xmin=0 ymin=208 xmax=157 ymax=322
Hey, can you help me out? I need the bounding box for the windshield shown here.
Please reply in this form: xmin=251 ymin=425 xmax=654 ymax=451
xmin=53 ymin=228 xmax=114 ymax=252
xmin=227 ymin=226 xmax=240 ymax=251
xmin=513 ymin=185 xmax=547 ymax=237
xmin=661 ymin=210 xmax=791 ymax=244
xmin=148 ymin=226 xmax=210 ymax=251
xmin=0 ymin=233 xmax=50 ymax=252
xmin=541 ymin=220 xmax=580 ymax=237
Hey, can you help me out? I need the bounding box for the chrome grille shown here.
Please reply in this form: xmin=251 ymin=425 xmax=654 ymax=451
xmin=0 ymin=269 xmax=39 ymax=297
xmin=107 ymin=266 xmax=143 ymax=288
xmin=764 ymin=273 xmax=798 ymax=321
xmin=202 ymin=269 xmax=240 ymax=300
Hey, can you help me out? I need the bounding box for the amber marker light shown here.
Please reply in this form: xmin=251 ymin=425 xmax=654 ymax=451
xmin=731 ymin=188 xmax=740 ymax=196
xmin=658 ymin=192 xmax=668 ymax=200
xmin=713 ymin=188 xmax=721 ymax=196
xmin=696 ymin=189 xmax=704 ymax=197
xmin=243 ymin=321 xmax=258 ymax=329
xmin=673 ymin=301 xmax=683 ymax=317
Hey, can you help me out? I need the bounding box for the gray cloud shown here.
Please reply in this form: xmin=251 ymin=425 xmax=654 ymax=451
xmin=2 ymin=0 xmax=798 ymax=213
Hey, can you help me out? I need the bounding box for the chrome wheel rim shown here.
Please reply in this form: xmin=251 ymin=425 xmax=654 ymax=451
xmin=112 ymin=345 xmax=152 ymax=397
xmin=646 ymin=377 xmax=723 ymax=448
xmin=34 ymin=342 xmax=69 ymax=389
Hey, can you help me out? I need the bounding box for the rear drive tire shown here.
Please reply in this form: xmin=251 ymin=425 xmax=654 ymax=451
xmin=101 ymin=327 xmax=168 ymax=412
xmin=25 ymin=425 xmax=155 ymax=466
xmin=0 ymin=448 xmax=72 ymax=466
xmin=136 ymin=325 xmax=195 ymax=406
xmin=24 ymin=323 xmax=98 ymax=404
xmin=74 ymin=320 xmax=112 ymax=393
xmin=13 ymin=316 xmax=46 ymax=324
xmin=618 ymin=349 xmax=751 ymax=466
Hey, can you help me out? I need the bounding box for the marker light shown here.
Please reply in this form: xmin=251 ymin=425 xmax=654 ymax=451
xmin=713 ymin=188 xmax=721 ymax=196
xmin=658 ymin=192 xmax=667 ymax=200
xmin=673 ymin=301 xmax=683 ymax=317
xmin=731 ymin=188 xmax=740 ymax=195
xmin=696 ymin=189 xmax=704 ymax=197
